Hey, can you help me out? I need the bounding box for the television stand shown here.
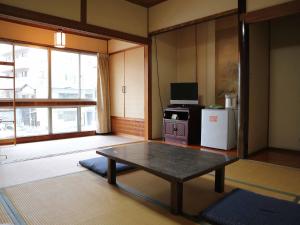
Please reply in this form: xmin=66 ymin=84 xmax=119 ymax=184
xmin=163 ymin=105 xmax=203 ymax=145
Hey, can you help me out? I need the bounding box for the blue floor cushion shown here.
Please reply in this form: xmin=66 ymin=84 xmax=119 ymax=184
xmin=201 ymin=189 xmax=300 ymax=225
xmin=79 ymin=157 xmax=134 ymax=177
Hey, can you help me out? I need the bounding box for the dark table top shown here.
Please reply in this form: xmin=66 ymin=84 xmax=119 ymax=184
xmin=96 ymin=142 xmax=238 ymax=182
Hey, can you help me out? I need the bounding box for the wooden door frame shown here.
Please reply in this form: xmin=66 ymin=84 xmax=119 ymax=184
xmin=237 ymin=0 xmax=300 ymax=158
xmin=144 ymin=43 xmax=152 ymax=140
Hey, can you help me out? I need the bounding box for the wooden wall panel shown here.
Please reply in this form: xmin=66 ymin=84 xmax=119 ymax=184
xmin=215 ymin=14 xmax=239 ymax=105
xmin=111 ymin=116 xmax=144 ymax=137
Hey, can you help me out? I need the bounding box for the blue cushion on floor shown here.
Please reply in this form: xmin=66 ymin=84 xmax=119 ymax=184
xmin=79 ymin=157 xmax=134 ymax=177
xmin=201 ymin=189 xmax=300 ymax=225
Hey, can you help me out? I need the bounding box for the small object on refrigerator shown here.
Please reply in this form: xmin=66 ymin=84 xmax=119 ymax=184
xmin=225 ymin=93 xmax=237 ymax=109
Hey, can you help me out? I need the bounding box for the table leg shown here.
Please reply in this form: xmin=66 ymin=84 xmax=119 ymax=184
xmin=170 ymin=181 xmax=183 ymax=214
xmin=215 ymin=167 xmax=225 ymax=193
xmin=108 ymin=158 xmax=116 ymax=185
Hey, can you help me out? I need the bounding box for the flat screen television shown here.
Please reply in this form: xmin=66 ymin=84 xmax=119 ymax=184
xmin=170 ymin=82 xmax=199 ymax=105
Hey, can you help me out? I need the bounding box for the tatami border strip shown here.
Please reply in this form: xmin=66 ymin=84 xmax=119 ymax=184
xmin=0 ymin=140 xmax=144 ymax=165
xmin=207 ymin=173 xmax=300 ymax=199
xmin=0 ymin=190 xmax=27 ymax=225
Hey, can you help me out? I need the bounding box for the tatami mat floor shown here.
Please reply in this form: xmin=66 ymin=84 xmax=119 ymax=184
xmin=1 ymin=138 xmax=300 ymax=225
xmin=0 ymin=158 xmax=299 ymax=225
xmin=0 ymin=135 xmax=142 ymax=164
xmin=0 ymin=135 xmax=143 ymax=188
xmin=0 ymin=195 xmax=14 ymax=225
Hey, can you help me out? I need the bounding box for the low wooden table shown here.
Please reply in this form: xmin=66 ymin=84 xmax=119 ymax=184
xmin=96 ymin=142 xmax=238 ymax=214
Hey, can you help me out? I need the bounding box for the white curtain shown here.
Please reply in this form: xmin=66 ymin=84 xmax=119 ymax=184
xmin=96 ymin=53 xmax=111 ymax=134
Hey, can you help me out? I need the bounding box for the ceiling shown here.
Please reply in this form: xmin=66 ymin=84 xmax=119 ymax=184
xmin=125 ymin=0 xmax=167 ymax=8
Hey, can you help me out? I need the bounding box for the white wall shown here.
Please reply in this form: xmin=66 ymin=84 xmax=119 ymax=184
xmin=87 ymin=0 xmax=148 ymax=37
xmin=269 ymin=15 xmax=300 ymax=151
xmin=108 ymin=40 xmax=140 ymax=54
xmin=0 ymin=0 xmax=81 ymax=21
xmin=248 ymin=22 xmax=270 ymax=154
xmin=149 ymin=0 xmax=237 ymax=33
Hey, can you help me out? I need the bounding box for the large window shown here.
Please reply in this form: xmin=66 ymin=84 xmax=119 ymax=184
xmin=15 ymin=45 xmax=48 ymax=99
xmin=0 ymin=41 xmax=98 ymax=140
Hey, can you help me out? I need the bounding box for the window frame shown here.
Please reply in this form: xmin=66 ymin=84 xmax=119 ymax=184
xmin=0 ymin=40 xmax=98 ymax=140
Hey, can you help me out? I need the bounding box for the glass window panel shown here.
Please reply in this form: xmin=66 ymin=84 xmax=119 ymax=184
xmin=81 ymin=54 xmax=97 ymax=100
xmin=15 ymin=45 xmax=48 ymax=99
xmin=0 ymin=108 xmax=14 ymax=122
xmin=81 ymin=106 xmax=96 ymax=131
xmin=16 ymin=108 xmax=49 ymax=137
xmin=51 ymin=50 xmax=79 ymax=99
xmin=0 ymin=43 xmax=13 ymax=62
xmin=0 ymin=78 xmax=13 ymax=99
xmin=52 ymin=108 xmax=78 ymax=133
xmin=0 ymin=122 xmax=14 ymax=139
xmin=0 ymin=65 xmax=14 ymax=77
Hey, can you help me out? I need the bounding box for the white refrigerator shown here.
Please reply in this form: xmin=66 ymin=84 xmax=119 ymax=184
xmin=201 ymin=109 xmax=237 ymax=150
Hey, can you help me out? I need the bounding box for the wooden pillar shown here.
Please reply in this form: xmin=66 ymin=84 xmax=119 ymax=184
xmin=145 ymin=38 xmax=152 ymax=140
xmin=238 ymin=0 xmax=249 ymax=159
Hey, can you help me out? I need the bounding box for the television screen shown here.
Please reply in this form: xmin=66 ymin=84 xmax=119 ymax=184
xmin=170 ymin=83 xmax=198 ymax=105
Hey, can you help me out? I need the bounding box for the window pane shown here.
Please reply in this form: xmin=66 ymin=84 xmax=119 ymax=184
xmin=81 ymin=54 xmax=97 ymax=100
xmin=16 ymin=108 xmax=49 ymax=137
xmin=52 ymin=108 xmax=78 ymax=133
xmin=15 ymin=45 xmax=48 ymax=99
xmin=52 ymin=50 xmax=79 ymax=99
xmin=0 ymin=43 xmax=13 ymax=62
xmin=0 ymin=122 xmax=14 ymax=139
xmin=0 ymin=65 xmax=14 ymax=77
xmin=81 ymin=106 xmax=96 ymax=131
xmin=0 ymin=107 xmax=14 ymax=139
xmin=0 ymin=108 xmax=14 ymax=122
xmin=0 ymin=78 xmax=13 ymax=99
